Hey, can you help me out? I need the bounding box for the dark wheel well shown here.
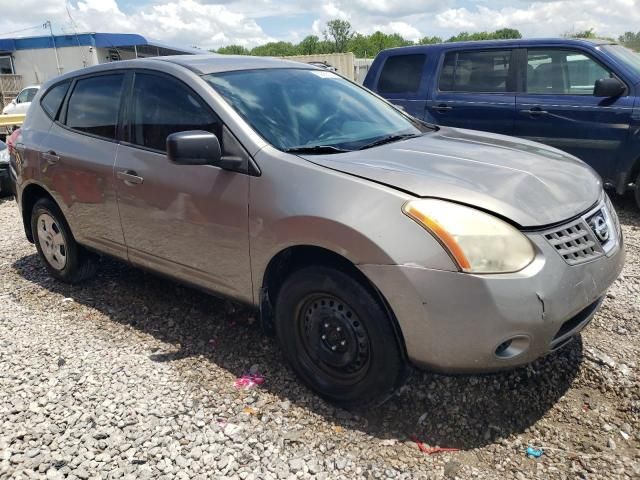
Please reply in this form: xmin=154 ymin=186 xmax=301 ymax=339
xmin=21 ymin=185 xmax=58 ymax=243
xmin=260 ymin=245 xmax=408 ymax=360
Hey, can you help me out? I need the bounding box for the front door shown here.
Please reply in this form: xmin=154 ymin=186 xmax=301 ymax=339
xmin=114 ymin=72 xmax=252 ymax=302
xmin=427 ymin=48 xmax=517 ymax=135
xmin=514 ymin=48 xmax=634 ymax=181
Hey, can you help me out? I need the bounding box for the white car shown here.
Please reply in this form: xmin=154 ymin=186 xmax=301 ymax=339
xmin=2 ymin=85 xmax=40 ymax=116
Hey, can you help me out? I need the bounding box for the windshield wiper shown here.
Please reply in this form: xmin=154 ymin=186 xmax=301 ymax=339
xmin=285 ymin=145 xmax=351 ymax=154
xmin=358 ymin=133 xmax=421 ymax=150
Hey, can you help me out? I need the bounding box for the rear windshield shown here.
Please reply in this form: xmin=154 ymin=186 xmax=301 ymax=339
xmin=602 ymin=44 xmax=640 ymax=76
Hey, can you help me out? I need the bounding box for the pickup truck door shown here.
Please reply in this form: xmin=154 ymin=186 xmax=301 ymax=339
xmin=514 ymin=48 xmax=634 ymax=182
xmin=426 ymin=48 xmax=517 ymax=135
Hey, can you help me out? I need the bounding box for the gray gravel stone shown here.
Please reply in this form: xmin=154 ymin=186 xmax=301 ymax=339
xmin=0 ymin=195 xmax=638 ymax=480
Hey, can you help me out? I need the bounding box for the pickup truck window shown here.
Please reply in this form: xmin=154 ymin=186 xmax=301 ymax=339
xmin=602 ymin=44 xmax=640 ymax=76
xmin=526 ymin=49 xmax=611 ymax=95
xmin=439 ymin=50 xmax=513 ymax=93
xmin=378 ymin=54 xmax=426 ymax=94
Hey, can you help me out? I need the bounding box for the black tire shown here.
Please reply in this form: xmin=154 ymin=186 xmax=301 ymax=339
xmin=31 ymin=198 xmax=96 ymax=283
xmin=275 ymin=266 xmax=406 ymax=408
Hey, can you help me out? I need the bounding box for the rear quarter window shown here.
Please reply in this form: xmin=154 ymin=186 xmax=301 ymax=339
xmin=377 ymin=54 xmax=426 ymax=94
xmin=40 ymin=82 xmax=70 ymax=120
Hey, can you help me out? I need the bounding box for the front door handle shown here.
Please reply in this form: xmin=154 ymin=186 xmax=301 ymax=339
xmin=520 ymin=107 xmax=549 ymax=117
xmin=41 ymin=150 xmax=60 ymax=165
xmin=433 ymin=104 xmax=453 ymax=113
xmin=117 ymin=170 xmax=144 ymax=185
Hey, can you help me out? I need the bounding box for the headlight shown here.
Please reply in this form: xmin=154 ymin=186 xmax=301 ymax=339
xmin=403 ymin=199 xmax=535 ymax=273
xmin=0 ymin=148 xmax=9 ymax=165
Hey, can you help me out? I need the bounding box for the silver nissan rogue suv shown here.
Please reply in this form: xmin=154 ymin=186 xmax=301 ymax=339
xmin=12 ymin=55 xmax=624 ymax=407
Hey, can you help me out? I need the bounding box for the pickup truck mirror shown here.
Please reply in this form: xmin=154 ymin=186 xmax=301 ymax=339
xmin=594 ymin=77 xmax=625 ymax=98
xmin=166 ymin=130 xmax=222 ymax=166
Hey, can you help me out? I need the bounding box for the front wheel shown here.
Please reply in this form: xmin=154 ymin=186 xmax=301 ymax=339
xmin=275 ymin=266 xmax=406 ymax=408
xmin=31 ymin=198 xmax=97 ymax=283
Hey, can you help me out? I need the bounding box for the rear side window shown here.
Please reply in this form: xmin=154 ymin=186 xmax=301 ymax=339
xmin=66 ymin=74 xmax=125 ymax=140
xmin=128 ymin=73 xmax=220 ymax=152
xmin=439 ymin=50 xmax=513 ymax=93
xmin=378 ymin=54 xmax=426 ymax=94
xmin=41 ymin=82 xmax=69 ymax=120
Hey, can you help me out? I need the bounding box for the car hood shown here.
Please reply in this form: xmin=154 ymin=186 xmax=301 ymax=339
xmin=302 ymin=127 xmax=602 ymax=227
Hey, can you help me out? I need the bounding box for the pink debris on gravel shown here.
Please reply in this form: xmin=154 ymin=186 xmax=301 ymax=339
xmin=234 ymin=373 xmax=265 ymax=390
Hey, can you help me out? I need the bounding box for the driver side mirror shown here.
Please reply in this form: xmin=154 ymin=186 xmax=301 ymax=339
xmin=594 ymin=77 xmax=625 ymax=98
xmin=167 ymin=131 xmax=222 ymax=166
xmin=11 ymin=99 xmax=17 ymax=105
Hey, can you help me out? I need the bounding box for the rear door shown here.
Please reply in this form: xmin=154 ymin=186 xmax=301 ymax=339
xmin=514 ymin=48 xmax=634 ymax=181
xmin=427 ymin=48 xmax=517 ymax=135
xmin=114 ymin=71 xmax=252 ymax=302
xmin=40 ymin=73 xmax=127 ymax=259
xmin=370 ymin=53 xmax=429 ymax=118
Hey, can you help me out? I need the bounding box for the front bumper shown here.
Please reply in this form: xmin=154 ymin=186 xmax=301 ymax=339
xmin=360 ymin=206 xmax=625 ymax=373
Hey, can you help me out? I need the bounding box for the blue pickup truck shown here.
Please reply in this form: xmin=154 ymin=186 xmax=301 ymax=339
xmin=364 ymin=38 xmax=640 ymax=207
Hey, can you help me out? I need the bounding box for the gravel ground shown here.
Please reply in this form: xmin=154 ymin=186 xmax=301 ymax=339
xmin=0 ymin=194 xmax=638 ymax=480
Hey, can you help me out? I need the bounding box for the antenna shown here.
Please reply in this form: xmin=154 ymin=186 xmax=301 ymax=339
xmin=65 ymin=2 xmax=88 ymax=67
xmin=44 ymin=20 xmax=62 ymax=74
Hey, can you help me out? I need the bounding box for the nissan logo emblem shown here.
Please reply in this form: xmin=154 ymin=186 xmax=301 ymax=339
xmin=591 ymin=215 xmax=610 ymax=243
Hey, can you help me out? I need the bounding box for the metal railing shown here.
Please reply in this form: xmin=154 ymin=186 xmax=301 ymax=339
xmin=0 ymin=74 xmax=23 ymax=110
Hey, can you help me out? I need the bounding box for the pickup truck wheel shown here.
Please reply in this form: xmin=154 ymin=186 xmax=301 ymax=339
xmin=275 ymin=266 xmax=405 ymax=408
xmin=31 ymin=198 xmax=96 ymax=283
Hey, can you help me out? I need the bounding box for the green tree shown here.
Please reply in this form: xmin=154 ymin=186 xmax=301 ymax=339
xmin=446 ymin=29 xmax=521 ymax=42
xmin=250 ymin=41 xmax=297 ymax=57
xmin=619 ymin=31 xmax=640 ymax=51
xmin=297 ymin=35 xmax=320 ymax=55
xmin=214 ymin=45 xmax=250 ymax=55
xmin=493 ymin=28 xmax=522 ymax=39
xmin=566 ymin=28 xmax=597 ymax=39
xmin=418 ymin=35 xmax=442 ymax=45
xmin=324 ymin=19 xmax=354 ymax=53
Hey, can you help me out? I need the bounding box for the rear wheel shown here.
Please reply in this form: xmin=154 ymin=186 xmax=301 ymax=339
xmin=31 ymin=198 xmax=96 ymax=283
xmin=275 ymin=266 xmax=405 ymax=408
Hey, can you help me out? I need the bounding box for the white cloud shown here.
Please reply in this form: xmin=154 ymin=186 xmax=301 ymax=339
xmin=1 ymin=0 xmax=640 ymax=51
xmin=436 ymin=0 xmax=640 ymax=38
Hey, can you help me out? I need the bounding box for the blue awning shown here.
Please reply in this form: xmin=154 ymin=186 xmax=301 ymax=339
xmin=0 ymin=32 xmax=200 ymax=54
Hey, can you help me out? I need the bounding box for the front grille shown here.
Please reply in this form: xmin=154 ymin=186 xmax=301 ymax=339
xmin=543 ymin=217 xmax=603 ymax=265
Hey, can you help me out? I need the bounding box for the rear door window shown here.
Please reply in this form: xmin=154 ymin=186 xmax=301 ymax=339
xmin=526 ymin=49 xmax=613 ymax=95
xmin=439 ymin=50 xmax=514 ymax=93
xmin=128 ymin=73 xmax=221 ymax=152
xmin=65 ymin=74 xmax=125 ymax=140
xmin=377 ymin=54 xmax=426 ymax=94
xmin=41 ymin=82 xmax=70 ymax=120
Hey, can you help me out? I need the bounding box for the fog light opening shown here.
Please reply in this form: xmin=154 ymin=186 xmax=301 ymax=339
xmin=494 ymin=335 xmax=530 ymax=359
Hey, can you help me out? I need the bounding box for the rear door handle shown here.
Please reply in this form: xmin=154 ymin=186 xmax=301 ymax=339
xmin=117 ymin=170 xmax=144 ymax=185
xmin=433 ymin=104 xmax=453 ymax=112
xmin=41 ymin=150 xmax=60 ymax=165
xmin=520 ymin=108 xmax=548 ymax=117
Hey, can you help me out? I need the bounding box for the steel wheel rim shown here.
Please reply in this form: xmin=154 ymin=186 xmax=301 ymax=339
xmin=297 ymin=294 xmax=371 ymax=384
xmin=37 ymin=213 xmax=67 ymax=270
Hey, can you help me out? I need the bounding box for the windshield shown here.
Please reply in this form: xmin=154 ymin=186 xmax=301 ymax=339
xmin=204 ymin=68 xmax=428 ymax=152
xmin=602 ymin=44 xmax=640 ymax=76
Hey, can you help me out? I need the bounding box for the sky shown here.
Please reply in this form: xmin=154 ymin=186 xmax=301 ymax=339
xmin=1 ymin=0 xmax=639 ymax=50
